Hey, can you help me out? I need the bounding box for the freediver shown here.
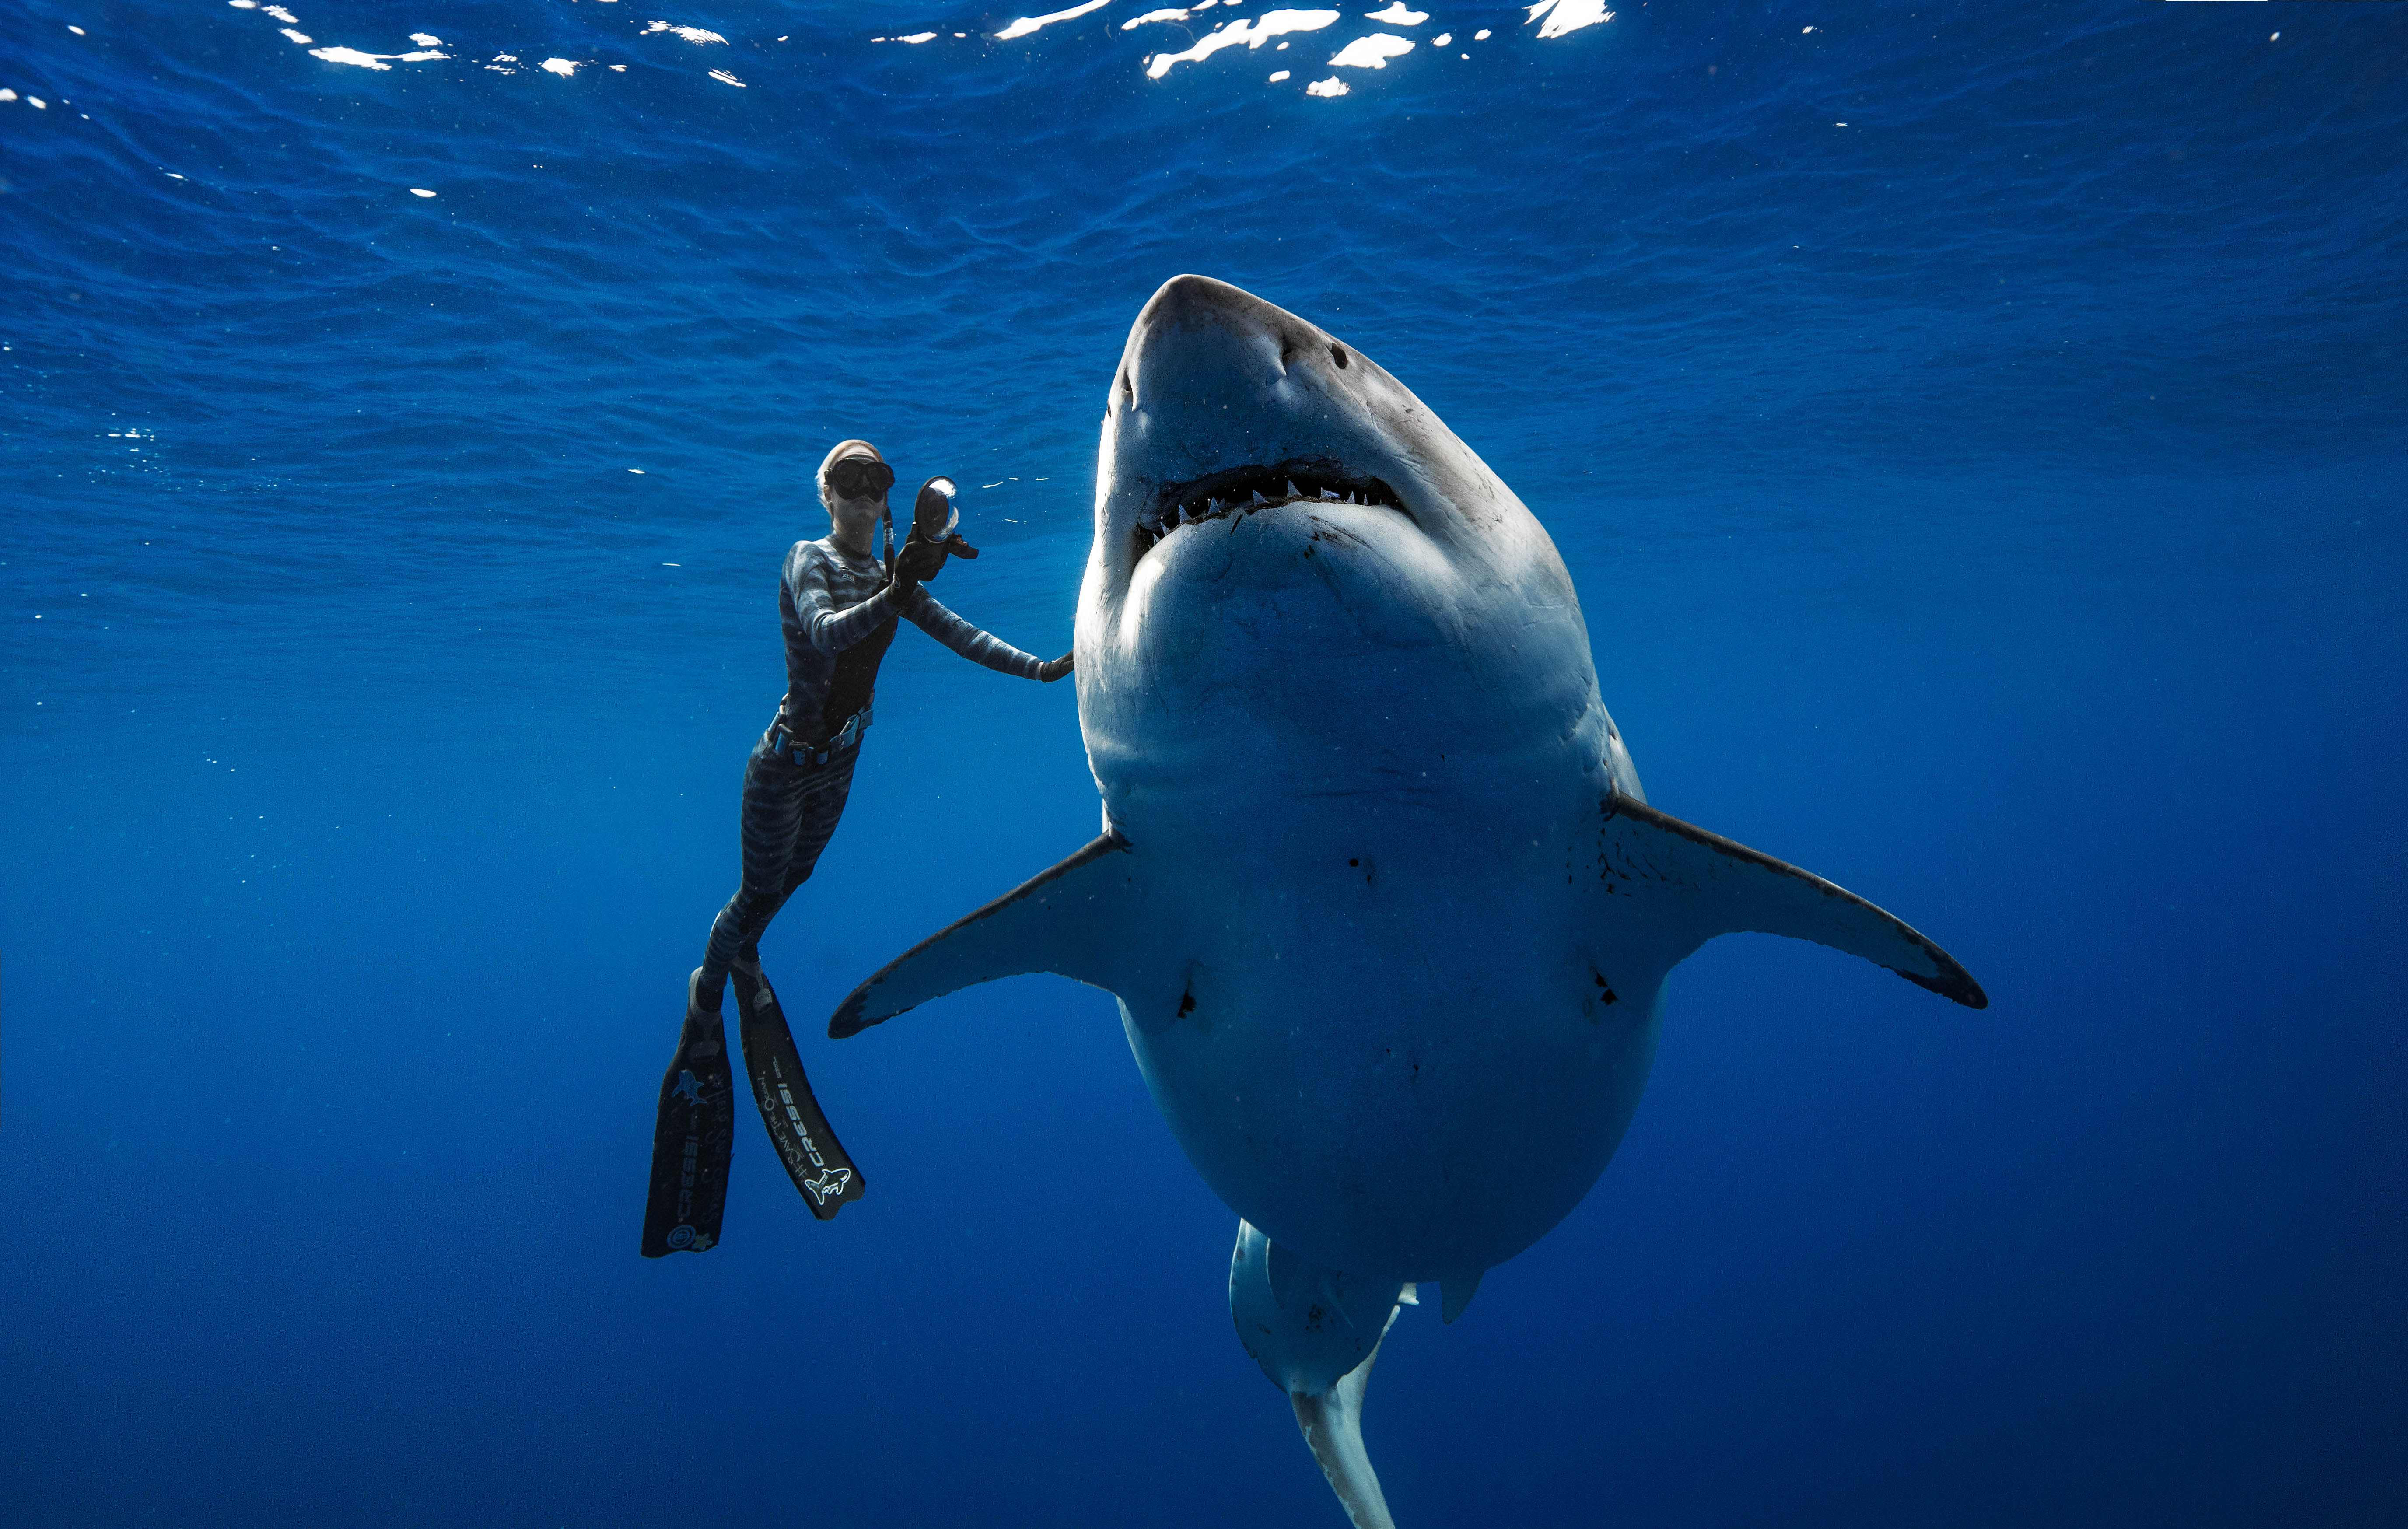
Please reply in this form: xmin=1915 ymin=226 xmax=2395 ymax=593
xmin=641 ymin=440 xmax=1071 ymax=1256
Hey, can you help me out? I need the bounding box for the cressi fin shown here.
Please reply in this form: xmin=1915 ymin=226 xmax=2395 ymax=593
xmin=731 ymin=960 xmax=866 ymax=1219
xmin=640 ymin=994 xmax=735 ymax=1258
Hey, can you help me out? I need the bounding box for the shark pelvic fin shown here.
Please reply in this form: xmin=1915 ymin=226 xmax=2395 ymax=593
xmin=1292 ymin=1327 xmax=1401 ymax=1529
xmin=1598 ymin=794 xmax=1987 ymax=1008
xmin=829 ymin=833 xmax=1139 ymax=1038
xmin=1439 ymin=1270 xmax=1483 ymax=1325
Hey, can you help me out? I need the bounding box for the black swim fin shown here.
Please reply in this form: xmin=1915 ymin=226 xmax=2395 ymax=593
xmin=640 ymin=997 xmax=735 ymax=1257
xmin=731 ymin=961 xmax=866 ymax=1219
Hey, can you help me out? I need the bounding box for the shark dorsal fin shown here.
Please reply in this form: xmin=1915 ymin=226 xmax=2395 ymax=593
xmin=829 ymin=832 xmax=1142 ymax=1038
xmin=1598 ymin=794 xmax=1987 ymax=1008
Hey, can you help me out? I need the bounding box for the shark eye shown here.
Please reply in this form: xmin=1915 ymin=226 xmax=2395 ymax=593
xmin=1328 ymin=344 xmax=1349 ymax=370
xmin=1120 ymin=371 xmax=1134 ymax=407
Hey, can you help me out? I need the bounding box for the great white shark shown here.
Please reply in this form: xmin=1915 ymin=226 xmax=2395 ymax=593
xmin=830 ymin=275 xmax=1986 ymax=1526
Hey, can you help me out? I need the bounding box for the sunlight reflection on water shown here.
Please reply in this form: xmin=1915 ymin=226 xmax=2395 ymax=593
xmin=198 ymin=0 xmax=1607 ymax=108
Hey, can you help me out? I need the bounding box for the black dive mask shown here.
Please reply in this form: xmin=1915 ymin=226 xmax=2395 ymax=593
xmin=827 ymin=458 xmax=895 ymax=500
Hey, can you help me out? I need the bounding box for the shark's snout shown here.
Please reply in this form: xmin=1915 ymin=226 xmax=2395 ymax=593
xmin=1116 ymin=274 xmax=1340 ymax=411
xmin=1101 ymin=275 xmax=1428 ymax=591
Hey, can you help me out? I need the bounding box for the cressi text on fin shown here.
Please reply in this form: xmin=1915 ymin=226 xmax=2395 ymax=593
xmin=640 ymin=1006 xmax=735 ymax=1257
xmin=732 ymin=962 xmax=866 ymax=1219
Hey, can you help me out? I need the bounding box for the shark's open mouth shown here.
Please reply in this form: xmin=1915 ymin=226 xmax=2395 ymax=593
xmin=1132 ymin=456 xmax=1408 ymax=564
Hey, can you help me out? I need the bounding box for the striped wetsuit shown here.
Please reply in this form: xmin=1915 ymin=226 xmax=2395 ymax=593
xmin=698 ymin=536 xmax=1046 ymax=1006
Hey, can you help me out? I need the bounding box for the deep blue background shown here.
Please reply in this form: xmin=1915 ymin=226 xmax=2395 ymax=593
xmin=4 ymin=0 xmax=2404 ymax=1524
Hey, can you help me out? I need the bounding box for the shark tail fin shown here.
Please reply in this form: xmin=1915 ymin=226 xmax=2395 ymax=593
xmin=829 ymin=833 xmax=1141 ymax=1038
xmin=1600 ymin=794 xmax=1987 ymax=1009
xmin=1291 ymin=1315 xmax=1402 ymax=1529
xmin=1231 ymin=1222 xmax=1409 ymax=1529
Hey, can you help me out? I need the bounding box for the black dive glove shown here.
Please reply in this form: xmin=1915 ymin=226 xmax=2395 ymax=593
xmin=1037 ymin=651 xmax=1074 ymax=684
xmin=894 ymin=476 xmax=979 ymax=589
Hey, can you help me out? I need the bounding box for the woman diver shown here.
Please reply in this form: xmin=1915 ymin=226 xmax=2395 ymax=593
xmin=641 ymin=439 xmax=1071 ymax=1256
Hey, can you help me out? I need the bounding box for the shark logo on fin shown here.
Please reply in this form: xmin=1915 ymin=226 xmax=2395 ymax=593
xmin=669 ymin=1070 xmax=704 ymax=1108
xmin=829 ymin=276 xmax=1985 ymax=1527
xmin=800 ymin=1168 xmax=853 ymax=1206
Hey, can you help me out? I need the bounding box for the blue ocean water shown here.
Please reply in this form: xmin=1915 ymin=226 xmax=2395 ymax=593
xmin=4 ymin=0 xmax=2405 ymax=1522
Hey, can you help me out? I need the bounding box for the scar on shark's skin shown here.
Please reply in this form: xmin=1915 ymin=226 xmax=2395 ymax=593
xmin=830 ymin=275 xmax=1985 ymax=1529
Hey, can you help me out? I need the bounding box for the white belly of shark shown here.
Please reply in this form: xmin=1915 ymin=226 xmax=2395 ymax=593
xmin=830 ymin=275 xmax=1985 ymax=1529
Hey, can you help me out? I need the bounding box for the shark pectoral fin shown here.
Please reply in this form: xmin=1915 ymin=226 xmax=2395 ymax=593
xmin=829 ymin=832 xmax=1140 ymax=1038
xmin=1600 ymin=795 xmax=1988 ymax=1009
